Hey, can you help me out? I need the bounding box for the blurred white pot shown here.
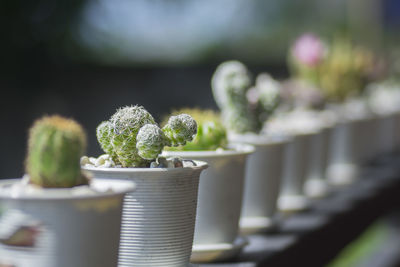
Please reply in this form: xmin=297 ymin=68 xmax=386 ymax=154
xmin=0 ymin=179 xmax=135 ymax=267
xmin=228 ymin=134 xmax=290 ymax=234
xmin=304 ymin=126 xmax=332 ymax=198
xmin=326 ymin=121 xmax=359 ymax=186
xmin=83 ymin=162 xmax=207 ymax=267
xmin=376 ymin=113 xmax=397 ymax=155
xmin=163 ymin=144 xmax=254 ymax=263
xmin=278 ymin=131 xmax=317 ymax=212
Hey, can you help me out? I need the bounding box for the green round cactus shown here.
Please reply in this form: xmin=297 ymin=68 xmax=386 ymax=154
xmin=163 ymin=108 xmax=227 ymax=151
xmin=26 ymin=115 xmax=88 ymax=188
xmin=95 ymin=105 xmax=197 ymax=167
xmin=162 ymin=114 xmax=197 ymax=146
xmin=136 ymin=124 xmax=167 ymax=160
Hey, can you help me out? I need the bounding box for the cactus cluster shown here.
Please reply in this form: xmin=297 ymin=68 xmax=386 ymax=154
xmin=211 ymin=61 xmax=281 ymax=134
xmin=289 ymin=33 xmax=375 ymax=102
xmin=25 ymin=115 xmax=88 ymax=188
xmin=96 ymin=105 xmax=197 ymax=167
xmin=163 ymin=108 xmax=227 ymax=151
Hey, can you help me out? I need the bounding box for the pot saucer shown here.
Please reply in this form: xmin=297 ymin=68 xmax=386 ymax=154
xmin=304 ymin=179 xmax=330 ymax=198
xmin=277 ymin=195 xmax=309 ymax=213
xmin=190 ymin=236 xmax=248 ymax=263
xmin=239 ymin=216 xmax=278 ymax=235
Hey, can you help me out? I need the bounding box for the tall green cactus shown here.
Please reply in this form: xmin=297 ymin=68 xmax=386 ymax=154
xmin=96 ymin=105 xmax=197 ymax=167
xmin=211 ymin=61 xmax=281 ymax=134
xmin=26 ymin=115 xmax=88 ymax=188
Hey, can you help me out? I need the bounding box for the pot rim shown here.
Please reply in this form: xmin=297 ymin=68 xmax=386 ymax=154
xmin=162 ymin=143 xmax=254 ymax=158
xmin=228 ymin=132 xmax=292 ymax=146
xmin=82 ymin=160 xmax=208 ymax=173
xmin=0 ymin=178 xmax=136 ymax=201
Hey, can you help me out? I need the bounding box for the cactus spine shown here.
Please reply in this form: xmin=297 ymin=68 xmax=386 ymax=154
xmin=26 ymin=115 xmax=88 ymax=188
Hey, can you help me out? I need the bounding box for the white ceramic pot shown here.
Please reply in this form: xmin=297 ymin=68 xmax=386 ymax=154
xmin=163 ymin=144 xmax=254 ymax=263
xmin=228 ymin=134 xmax=290 ymax=233
xmin=278 ymin=131 xmax=317 ymax=212
xmin=82 ymin=162 xmax=207 ymax=267
xmin=376 ymin=113 xmax=397 ymax=155
xmin=356 ymin=115 xmax=379 ymax=162
xmin=326 ymin=121 xmax=359 ymax=186
xmin=394 ymin=111 xmax=400 ymax=150
xmin=304 ymin=127 xmax=331 ymax=198
xmin=0 ymin=179 xmax=135 ymax=267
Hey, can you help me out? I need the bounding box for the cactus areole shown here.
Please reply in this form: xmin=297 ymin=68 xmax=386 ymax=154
xmin=96 ymin=105 xmax=197 ymax=167
xmin=26 ymin=115 xmax=88 ymax=188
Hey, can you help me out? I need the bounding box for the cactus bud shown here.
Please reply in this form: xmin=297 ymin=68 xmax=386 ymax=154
xmin=162 ymin=114 xmax=197 ymax=146
xmin=136 ymin=124 xmax=167 ymax=160
xmin=26 ymin=115 xmax=88 ymax=188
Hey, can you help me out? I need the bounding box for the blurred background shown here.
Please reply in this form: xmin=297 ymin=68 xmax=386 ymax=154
xmin=0 ymin=0 xmax=399 ymax=178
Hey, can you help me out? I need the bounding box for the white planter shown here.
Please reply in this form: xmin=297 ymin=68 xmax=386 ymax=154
xmin=163 ymin=144 xmax=254 ymax=263
xmin=228 ymin=134 xmax=290 ymax=234
xmin=394 ymin=111 xmax=400 ymax=150
xmin=376 ymin=113 xmax=397 ymax=155
xmin=0 ymin=179 xmax=135 ymax=267
xmin=278 ymin=131 xmax=317 ymax=212
xmin=304 ymin=127 xmax=331 ymax=198
xmin=82 ymin=162 xmax=207 ymax=267
xmin=326 ymin=121 xmax=359 ymax=186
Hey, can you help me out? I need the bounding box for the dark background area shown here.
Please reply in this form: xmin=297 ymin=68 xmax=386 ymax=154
xmin=0 ymin=0 xmax=399 ymax=178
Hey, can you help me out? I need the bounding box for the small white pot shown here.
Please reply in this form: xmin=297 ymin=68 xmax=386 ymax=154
xmin=0 ymin=179 xmax=135 ymax=267
xmin=326 ymin=121 xmax=359 ymax=186
xmin=394 ymin=111 xmax=400 ymax=150
xmin=278 ymin=131 xmax=317 ymax=212
xmin=376 ymin=113 xmax=397 ymax=155
xmin=163 ymin=144 xmax=254 ymax=263
xmin=304 ymin=127 xmax=332 ymax=198
xmin=83 ymin=162 xmax=207 ymax=267
xmin=356 ymin=115 xmax=379 ymax=162
xmin=228 ymin=134 xmax=290 ymax=233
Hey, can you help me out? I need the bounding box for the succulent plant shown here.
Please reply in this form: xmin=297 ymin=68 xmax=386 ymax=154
xmin=211 ymin=61 xmax=281 ymax=134
xmin=163 ymin=108 xmax=227 ymax=151
xmin=25 ymin=115 xmax=88 ymax=188
xmin=96 ymin=105 xmax=197 ymax=167
xmin=289 ymin=33 xmax=375 ymax=102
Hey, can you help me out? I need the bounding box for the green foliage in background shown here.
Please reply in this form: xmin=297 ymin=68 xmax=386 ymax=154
xmin=327 ymin=220 xmax=388 ymax=267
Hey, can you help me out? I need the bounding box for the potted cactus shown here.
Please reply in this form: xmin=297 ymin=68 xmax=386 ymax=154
xmin=289 ymin=33 xmax=377 ymax=186
xmin=211 ymin=60 xmax=292 ymax=232
xmin=162 ymin=108 xmax=254 ymax=263
xmin=0 ymin=115 xmax=135 ymax=267
xmin=81 ymin=105 xmax=208 ymax=267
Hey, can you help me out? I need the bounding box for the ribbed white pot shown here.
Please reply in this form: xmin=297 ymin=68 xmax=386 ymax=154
xmin=163 ymin=144 xmax=254 ymax=263
xmin=0 ymin=179 xmax=135 ymax=267
xmin=228 ymin=134 xmax=290 ymax=233
xmin=82 ymin=162 xmax=207 ymax=267
xmin=304 ymin=127 xmax=332 ymax=198
xmin=278 ymin=131 xmax=317 ymax=212
xmin=326 ymin=121 xmax=360 ymax=186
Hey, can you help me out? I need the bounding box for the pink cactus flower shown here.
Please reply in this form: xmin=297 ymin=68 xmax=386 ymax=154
xmin=292 ymin=33 xmax=325 ymax=67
